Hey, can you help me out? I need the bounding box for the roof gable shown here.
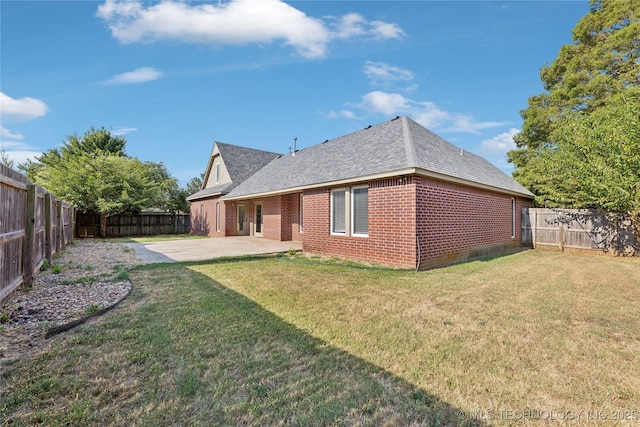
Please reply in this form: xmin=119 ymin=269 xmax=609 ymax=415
xmin=187 ymin=142 xmax=280 ymax=201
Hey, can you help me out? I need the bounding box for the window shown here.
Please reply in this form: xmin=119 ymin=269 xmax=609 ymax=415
xmin=215 ymin=163 xmax=221 ymax=184
xmin=511 ymin=198 xmax=516 ymax=238
xmin=331 ymin=189 xmax=346 ymax=234
xmin=216 ymin=202 xmax=221 ymax=232
xmin=351 ymin=186 xmax=368 ymax=236
xmin=331 ymin=186 xmax=368 ymax=237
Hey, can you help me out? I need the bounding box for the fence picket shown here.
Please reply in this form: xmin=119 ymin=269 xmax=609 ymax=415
xmin=1 ymin=165 xmax=74 ymax=303
xmin=522 ymin=208 xmax=638 ymax=255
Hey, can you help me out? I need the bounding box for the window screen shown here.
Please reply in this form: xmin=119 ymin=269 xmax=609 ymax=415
xmin=332 ymin=190 xmax=346 ymax=233
xmin=352 ymin=187 xmax=368 ymax=235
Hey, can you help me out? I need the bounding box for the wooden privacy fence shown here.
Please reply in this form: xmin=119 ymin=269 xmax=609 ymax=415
xmin=76 ymin=212 xmax=190 ymax=238
xmin=522 ymin=208 xmax=639 ymax=255
xmin=1 ymin=165 xmax=74 ymax=304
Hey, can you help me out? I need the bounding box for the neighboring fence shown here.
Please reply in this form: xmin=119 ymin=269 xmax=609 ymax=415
xmin=1 ymin=165 xmax=74 ymax=304
xmin=522 ymin=208 xmax=639 ymax=255
xmin=76 ymin=212 xmax=190 ymax=238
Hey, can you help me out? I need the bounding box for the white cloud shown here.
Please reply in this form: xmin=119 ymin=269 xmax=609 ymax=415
xmin=97 ymin=0 xmax=404 ymax=59
xmin=0 ymin=92 xmax=49 ymax=122
xmin=345 ymin=90 xmax=505 ymax=134
xmin=357 ymin=91 xmax=411 ymax=116
xmin=331 ymin=13 xmax=367 ymax=39
xmin=327 ymin=110 xmax=357 ymax=119
xmin=111 ymin=127 xmax=138 ymax=136
xmin=0 ymin=136 xmax=42 ymax=166
xmin=0 ymin=149 xmax=42 ymax=166
xmin=1 ymin=126 xmax=24 ymax=140
xmin=363 ymin=61 xmax=414 ymax=85
xmin=445 ymin=115 xmax=508 ymax=134
xmin=369 ymin=21 xmax=405 ymax=40
xmin=480 ymin=128 xmax=519 ymax=155
xmin=105 ymin=67 xmax=163 ymax=85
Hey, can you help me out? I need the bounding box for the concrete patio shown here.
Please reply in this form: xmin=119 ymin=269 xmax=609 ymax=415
xmin=125 ymin=236 xmax=302 ymax=264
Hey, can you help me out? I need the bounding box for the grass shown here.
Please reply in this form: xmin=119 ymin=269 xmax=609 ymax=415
xmin=108 ymin=234 xmax=206 ymax=244
xmin=2 ymin=250 xmax=639 ymax=425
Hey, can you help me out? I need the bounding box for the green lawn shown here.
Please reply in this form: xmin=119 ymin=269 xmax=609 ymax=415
xmin=2 ymin=250 xmax=639 ymax=425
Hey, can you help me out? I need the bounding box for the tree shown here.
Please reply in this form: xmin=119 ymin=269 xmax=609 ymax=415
xmin=22 ymin=127 xmax=184 ymax=236
xmin=186 ymin=173 xmax=204 ymax=196
xmin=1 ymin=146 xmax=15 ymax=168
xmin=524 ymin=90 xmax=640 ymax=232
xmin=508 ymin=0 xmax=640 ymax=186
xmin=21 ymin=126 xmax=126 ymax=182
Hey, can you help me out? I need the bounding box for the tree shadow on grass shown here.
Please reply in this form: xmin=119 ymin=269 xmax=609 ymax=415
xmin=1 ymin=260 xmax=485 ymax=425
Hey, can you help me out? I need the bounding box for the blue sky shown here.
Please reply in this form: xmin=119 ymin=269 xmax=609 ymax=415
xmin=1 ymin=0 xmax=588 ymax=186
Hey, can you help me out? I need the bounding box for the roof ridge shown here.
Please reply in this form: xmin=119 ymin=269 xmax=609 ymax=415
xmin=401 ymin=116 xmax=418 ymax=167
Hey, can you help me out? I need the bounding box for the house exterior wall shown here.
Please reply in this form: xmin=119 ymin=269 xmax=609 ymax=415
xmin=189 ymin=197 xmax=230 ymax=238
xmin=192 ymin=176 xmax=531 ymax=270
xmin=233 ymin=193 xmax=302 ymax=241
xmin=416 ymin=176 xmax=532 ymax=270
xmin=302 ymin=177 xmax=417 ymax=269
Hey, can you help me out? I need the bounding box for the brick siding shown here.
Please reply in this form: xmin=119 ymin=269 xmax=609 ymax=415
xmin=191 ymin=175 xmax=531 ymax=269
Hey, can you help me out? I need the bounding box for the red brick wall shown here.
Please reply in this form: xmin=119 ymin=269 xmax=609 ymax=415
xmin=262 ymin=197 xmax=282 ymax=240
xmin=250 ymin=193 xmax=302 ymax=241
xmin=302 ymin=178 xmax=417 ymax=269
xmin=190 ymin=197 xmax=230 ymax=237
xmin=192 ymin=177 xmax=531 ymax=269
xmin=416 ymin=176 xmax=531 ymax=269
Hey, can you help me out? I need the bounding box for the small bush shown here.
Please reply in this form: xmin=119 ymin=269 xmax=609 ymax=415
xmin=85 ymin=304 xmax=101 ymax=314
xmin=51 ymin=264 xmax=64 ymax=274
xmin=115 ymin=270 xmax=130 ymax=281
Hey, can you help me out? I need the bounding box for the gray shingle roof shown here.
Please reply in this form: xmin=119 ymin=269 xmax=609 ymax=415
xmin=187 ymin=142 xmax=280 ymax=201
xmin=223 ymin=116 xmax=533 ymax=199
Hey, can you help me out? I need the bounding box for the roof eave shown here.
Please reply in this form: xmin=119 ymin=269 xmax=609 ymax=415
xmin=187 ymin=190 xmax=224 ymax=202
xmin=221 ymin=168 xmax=417 ymax=201
xmin=222 ymin=166 xmax=533 ymax=201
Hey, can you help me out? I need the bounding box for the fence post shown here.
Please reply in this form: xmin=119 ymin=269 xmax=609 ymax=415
xmin=44 ymin=192 xmax=53 ymax=262
xmin=58 ymin=202 xmax=65 ymax=251
xmin=532 ymin=209 xmax=537 ymax=249
xmin=23 ymin=185 xmax=36 ymax=288
xmin=70 ymin=207 xmax=75 ymax=243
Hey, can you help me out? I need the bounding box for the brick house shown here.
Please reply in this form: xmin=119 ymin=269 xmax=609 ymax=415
xmin=188 ymin=116 xmax=534 ymax=269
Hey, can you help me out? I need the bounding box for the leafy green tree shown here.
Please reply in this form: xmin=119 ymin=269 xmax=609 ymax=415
xmin=509 ymin=0 xmax=640 ymax=186
xmin=23 ymin=127 xmax=185 ymax=235
xmin=524 ymin=90 xmax=640 ymax=233
xmin=21 ymin=126 xmax=126 ymax=182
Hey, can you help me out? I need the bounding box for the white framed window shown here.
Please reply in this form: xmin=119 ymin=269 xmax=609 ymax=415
xmin=331 ymin=188 xmax=347 ymax=235
xmin=511 ymin=197 xmax=516 ymax=238
xmin=216 ymin=202 xmax=221 ymax=232
xmin=331 ymin=186 xmax=368 ymax=237
xmin=351 ymin=186 xmax=368 ymax=237
xmin=215 ymin=163 xmax=221 ymax=184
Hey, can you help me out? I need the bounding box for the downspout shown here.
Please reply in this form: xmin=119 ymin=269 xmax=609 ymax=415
xmin=416 ymin=234 xmax=421 ymax=272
